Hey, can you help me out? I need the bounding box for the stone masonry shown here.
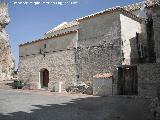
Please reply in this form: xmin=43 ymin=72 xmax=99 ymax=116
xmin=0 ymin=2 xmax=15 ymax=81
xmin=18 ymin=0 xmax=160 ymax=98
xmin=19 ymin=32 xmax=77 ymax=90
xmin=152 ymin=6 xmax=160 ymax=62
xmin=137 ymin=63 xmax=160 ymax=97
xmin=19 ymin=8 xmax=142 ymax=91
xmin=76 ymin=10 xmax=142 ymax=88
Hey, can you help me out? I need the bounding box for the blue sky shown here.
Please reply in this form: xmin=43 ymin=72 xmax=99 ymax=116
xmin=6 ymin=0 xmax=143 ymax=68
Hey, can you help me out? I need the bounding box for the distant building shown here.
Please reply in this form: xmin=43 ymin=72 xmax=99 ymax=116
xmin=19 ymin=0 xmax=160 ymax=96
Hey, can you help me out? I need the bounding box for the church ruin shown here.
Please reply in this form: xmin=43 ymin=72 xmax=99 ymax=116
xmin=0 ymin=1 xmax=15 ymax=81
xmin=18 ymin=0 xmax=160 ymax=96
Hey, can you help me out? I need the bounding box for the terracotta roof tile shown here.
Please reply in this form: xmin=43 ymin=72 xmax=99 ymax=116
xmin=93 ymin=73 xmax=113 ymax=78
xmin=19 ymin=31 xmax=77 ymax=47
xmin=76 ymin=7 xmax=142 ymax=23
xmin=77 ymin=6 xmax=120 ymax=21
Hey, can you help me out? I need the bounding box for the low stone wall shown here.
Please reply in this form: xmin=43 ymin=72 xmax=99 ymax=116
xmin=137 ymin=63 xmax=160 ymax=97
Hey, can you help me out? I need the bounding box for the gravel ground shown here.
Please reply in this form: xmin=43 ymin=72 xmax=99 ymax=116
xmin=0 ymin=89 xmax=153 ymax=120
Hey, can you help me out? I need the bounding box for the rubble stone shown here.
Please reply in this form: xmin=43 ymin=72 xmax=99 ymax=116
xmin=0 ymin=2 xmax=15 ymax=81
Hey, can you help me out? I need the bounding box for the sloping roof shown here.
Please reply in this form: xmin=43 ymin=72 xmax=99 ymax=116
xmin=20 ymin=5 xmax=143 ymax=47
xmin=123 ymin=0 xmax=160 ymax=11
xmin=76 ymin=7 xmax=142 ymax=22
xmin=46 ymin=6 xmax=142 ymax=34
xmin=93 ymin=73 xmax=113 ymax=78
xmin=77 ymin=6 xmax=120 ymax=21
xmin=19 ymin=31 xmax=77 ymax=47
xmin=46 ymin=0 xmax=160 ymax=32
xmin=46 ymin=21 xmax=78 ymax=34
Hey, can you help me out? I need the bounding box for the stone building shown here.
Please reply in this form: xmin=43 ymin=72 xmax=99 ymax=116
xmin=19 ymin=0 xmax=160 ymax=96
xmin=0 ymin=2 xmax=15 ymax=81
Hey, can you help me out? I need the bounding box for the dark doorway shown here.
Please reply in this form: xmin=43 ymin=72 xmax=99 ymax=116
xmin=42 ymin=69 xmax=49 ymax=87
xmin=117 ymin=65 xmax=138 ymax=95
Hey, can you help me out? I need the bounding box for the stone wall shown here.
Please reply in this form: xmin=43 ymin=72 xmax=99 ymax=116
xmin=19 ymin=32 xmax=77 ymax=56
xmin=137 ymin=63 xmax=160 ymax=97
xmin=152 ymin=6 xmax=160 ymax=63
xmin=129 ymin=5 xmax=160 ymax=63
xmin=76 ymin=12 xmax=122 ymax=85
xmin=19 ymin=33 xmax=77 ymax=90
xmin=18 ymin=5 xmax=160 ymax=93
xmin=108 ymin=63 xmax=160 ymax=97
xmin=76 ymin=11 xmax=142 ymax=87
xmin=19 ymin=49 xmax=77 ymax=90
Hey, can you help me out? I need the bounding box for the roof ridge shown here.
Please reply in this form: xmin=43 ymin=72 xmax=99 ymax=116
xmin=76 ymin=6 xmax=121 ymax=21
xmin=76 ymin=6 xmax=142 ymax=22
xmin=46 ymin=5 xmax=143 ymax=34
xmin=20 ymin=30 xmax=77 ymax=47
xmin=21 ymin=4 xmax=144 ymax=47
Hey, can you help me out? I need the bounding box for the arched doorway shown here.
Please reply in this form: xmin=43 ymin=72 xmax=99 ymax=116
xmin=40 ymin=69 xmax=49 ymax=88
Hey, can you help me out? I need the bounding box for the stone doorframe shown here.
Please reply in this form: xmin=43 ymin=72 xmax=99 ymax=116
xmin=39 ymin=68 xmax=49 ymax=89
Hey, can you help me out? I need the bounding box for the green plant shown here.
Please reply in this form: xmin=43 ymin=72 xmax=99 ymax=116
xmin=13 ymin=79 xmax=25 ymax=89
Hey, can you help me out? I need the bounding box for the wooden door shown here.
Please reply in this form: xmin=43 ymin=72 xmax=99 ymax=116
xmin=43 ymin=69 xmax=49 ymax=87
xmin=117 ymin=66 xmax=138 ymax=95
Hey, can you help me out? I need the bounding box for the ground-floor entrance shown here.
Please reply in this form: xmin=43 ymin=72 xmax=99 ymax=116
xmin=117 ymin=65 xmax=138 ymax=95
xmin=40 ymin=68 xmax=49 ymax=88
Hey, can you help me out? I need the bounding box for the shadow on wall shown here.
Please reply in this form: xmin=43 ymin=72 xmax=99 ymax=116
xmin=0 ymin=96 xmax=153 ymax=120
xmin=76 ymin=43 xmax=121 ymax=87
xmin=129 ymin=17 xmax=156 ymax=64
xmin=129 ymin=33 xmax=146 ymax=64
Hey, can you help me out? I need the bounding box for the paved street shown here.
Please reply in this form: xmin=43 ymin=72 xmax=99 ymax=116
xmin=0 ymin=89 xmax=153 ymax=120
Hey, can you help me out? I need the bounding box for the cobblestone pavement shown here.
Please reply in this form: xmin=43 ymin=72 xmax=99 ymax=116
xmin=0 ymin=89 xmax=153 ymax=120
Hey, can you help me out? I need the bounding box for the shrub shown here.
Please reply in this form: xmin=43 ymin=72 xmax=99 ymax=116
xmin=13 ymin=79 xmax=25 ymax=89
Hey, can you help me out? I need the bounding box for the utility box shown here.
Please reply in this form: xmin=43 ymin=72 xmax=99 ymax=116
xmin=93 ymin=73 xmax=113 ymax=96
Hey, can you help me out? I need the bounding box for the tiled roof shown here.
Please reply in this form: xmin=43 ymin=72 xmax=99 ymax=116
xmin=93 ymin=73 xmax=113 ymax=78
xmin=77 ymin=7 xmax=142 ymax=23
xmin=20 ymin=5 xmax=143 ymax=46
xmin=19 ymin=31 xmax=77 ymax=47
xmin=123 ymin=0 xmax=160 ymax=11
xmin=77 ymin=6 xmax=120 ymax=21
xmin=46 ymin=21 xmax=78 ymax=34
xmin=47 ymin=6 xmax=142 ymax=33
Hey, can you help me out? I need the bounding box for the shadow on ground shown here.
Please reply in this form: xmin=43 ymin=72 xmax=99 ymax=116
xmin=0 ymin=96 xmax=153 ymax=120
